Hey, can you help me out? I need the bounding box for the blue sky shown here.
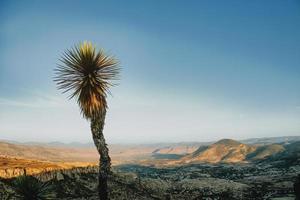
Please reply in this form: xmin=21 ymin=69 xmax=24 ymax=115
xmin=0 ymin=0 xmax=299 ymax=143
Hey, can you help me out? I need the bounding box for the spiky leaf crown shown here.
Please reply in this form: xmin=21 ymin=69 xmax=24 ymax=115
xmin=54 ymin=42 xmax=119 ymax=119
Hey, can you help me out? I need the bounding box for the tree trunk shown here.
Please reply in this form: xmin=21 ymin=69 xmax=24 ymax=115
xmin=91 ymin=110 xmax=111 ymax=200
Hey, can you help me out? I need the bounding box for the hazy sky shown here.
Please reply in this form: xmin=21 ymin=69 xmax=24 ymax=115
xmin=0 ymin=0 xmax=300 ymax=143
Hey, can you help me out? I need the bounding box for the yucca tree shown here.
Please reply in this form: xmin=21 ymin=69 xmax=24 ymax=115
xmin=54 ymin=42 xmax=120 ymax=200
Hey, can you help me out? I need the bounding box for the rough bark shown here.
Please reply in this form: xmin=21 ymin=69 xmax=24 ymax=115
xmin=91 ymin=110 xmax=111 ymax=200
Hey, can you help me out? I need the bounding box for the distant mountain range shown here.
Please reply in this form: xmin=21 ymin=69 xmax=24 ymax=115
xmin=2 ymin=135 xmax=299 ymax=148
xmin=240 ymin=135 xmax=300 ymax=145
xmin=0 ymin=135 xmax=299 ymax=166
xmin=0 ymin=136 xmax=299 ymax=178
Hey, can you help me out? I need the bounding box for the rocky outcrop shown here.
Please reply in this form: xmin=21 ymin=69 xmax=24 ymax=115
xmin=0 ymin=168 xmax=26 ymax=179
xmin=35 ymin=166 xmax=98 ymax=181
xmin=0 ymin=156 xmax=96 ymax=178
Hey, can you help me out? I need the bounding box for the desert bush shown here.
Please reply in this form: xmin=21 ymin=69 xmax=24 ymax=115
xmin=10 ymin=175 xmax=56 ymax=200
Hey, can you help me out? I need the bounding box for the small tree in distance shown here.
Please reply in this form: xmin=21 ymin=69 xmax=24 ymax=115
xmin=54 ymin=42 xmax=120 ymax=200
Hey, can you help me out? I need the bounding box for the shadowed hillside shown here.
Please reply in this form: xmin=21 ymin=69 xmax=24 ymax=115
xmin=247 ymin=144 xmax=285 ymax=160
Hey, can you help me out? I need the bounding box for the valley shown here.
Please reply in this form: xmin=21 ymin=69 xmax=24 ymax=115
xmin=0 ymin=136 xmax=299 ymax=178
xmin=0 ymin=136 xmax=299 ymax=199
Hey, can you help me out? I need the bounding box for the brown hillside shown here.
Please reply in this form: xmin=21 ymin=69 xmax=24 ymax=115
xmin=0 ymin=141 xmax=158 ymax=166
xmin=152 ymin=145 xmax=199 ymax=155
xmin=180 ymin=139 xmax=257 ymax=163
xmin=0 ymin=141 xmax=98 ymax=162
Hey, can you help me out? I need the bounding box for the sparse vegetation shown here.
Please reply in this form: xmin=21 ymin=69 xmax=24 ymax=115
xmin=0 ymin=139 xmax=299 ymax=199
xmin=1 ymin=160 xmax=298 ymax=200
xmin=10 ymin=175 xmax=56 ymax=200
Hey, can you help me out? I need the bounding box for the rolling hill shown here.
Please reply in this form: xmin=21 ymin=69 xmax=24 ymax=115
xmin=177 ymin=139 xmax=292 ymax=164
xmin=179 ymin=139 xmax=256 ymax=163
xmin=0 ymin=141 xmax=98 ymax=163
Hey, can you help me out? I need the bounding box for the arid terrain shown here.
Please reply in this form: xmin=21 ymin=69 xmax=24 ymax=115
xmin=0 ymin=139 xmax=211 ymax=178
xmin=0 ymin=136 xmax=299 ymax=199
